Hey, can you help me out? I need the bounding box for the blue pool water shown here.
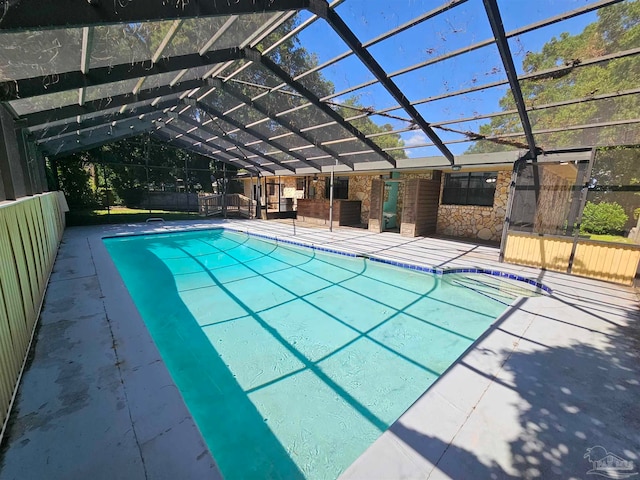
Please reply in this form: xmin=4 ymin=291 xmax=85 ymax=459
xmin=104 ymin=228 xmax=510 ymax=479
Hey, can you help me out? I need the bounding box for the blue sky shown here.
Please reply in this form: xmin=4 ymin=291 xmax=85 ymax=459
xmin=294 ymin=0 xmax=602 ymax=156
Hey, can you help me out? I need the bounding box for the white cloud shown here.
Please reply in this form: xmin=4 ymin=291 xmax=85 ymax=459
xmin=403 ymin=132 xmax=428 ymax=148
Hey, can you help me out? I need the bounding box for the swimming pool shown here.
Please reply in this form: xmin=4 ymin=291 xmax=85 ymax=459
xmin=104 ymin=228 xmax=512 ymax=479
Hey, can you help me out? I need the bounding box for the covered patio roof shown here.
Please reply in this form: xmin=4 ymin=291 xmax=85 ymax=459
xmin=0 ymin=0 xmax=637 ymax=175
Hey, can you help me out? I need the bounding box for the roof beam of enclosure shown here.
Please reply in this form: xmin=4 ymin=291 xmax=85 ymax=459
xmin=162 ymin=134 xmax=262 ymax=175
xmin=131 ymin=19 xmax=185 ymax=96
xmin=249 ymin=49 xmax=396 ymax=169
xmin=212 ymin=79 xmax=355 ymax=170
xmin=3 ymin=48 xmax=245 ymax=100
xmin=153 ymin=128 xmax=212 ymax=158
xmin=35 ymin=108 xmax=169 ymax=145
xmin=47 ymin=120 xmax=156 ymax=157
xmin=218 ymin=0 xmax=345 ymax=88
xmin=31 ymin=97 xmax=183 ymax=139
xmin=225 ymin=50 xmax=640 ymax=152
xmin=235 ymin=0 xmax=629 ymax=135
xmin=258 ymin=0 xmax=617 ymax=115
xmin=78 ymin=26 xmax=94 ymax=106
xmin=377 ymin=0 xmax=624 ymax=82
xmin=376 ymin=117 xmax=640 ymax=155
xmin=309 ymin=1 xmax=454 ymax=164
xmin=164 ymin=15 xmax=240 ymax=90
xmin=0 ymin=0 xmax=309 ymax=31
xmin=300 ymin=46 xmax=640 ymax=149
xmin=215 ymin=45 xmax=640 ymax=133
xmin=158 ymin=122 xmax=248 ymax=166
xmin=199 ymin=16 xmax=238 ymax=55
xmin=161 ymin=123 xmax=268 ymax=173
xmin=367 ymin=47 xmax=640 ymax=120
xmin=496 ymin=117 xmax=640 ymax=138
xmin=176 ymin=110 xmax=297 ymax=174
xmin=184 ymin=10 xmax=296 ymax=102
xmin=194 ymin=100 xmax=319 ymax=172
xmin=234 ymin=0 xmax=466 ymax=112
xmin=432 ymin=88 xmax=640 ymax=128
xmin=241 ymin=0 xmax=616 ymax=117
xmin=165 ymin=114 xmax=277 ymax=174
xmin=153 ymin=128 xmax=261 ymax=174
xmin=335 ymin=88 xmax=640 ymax=145
xmin=21 ymin=78 xmax=211 ymax=127
xmin=483 ymin=0 xmax=538 ymax=158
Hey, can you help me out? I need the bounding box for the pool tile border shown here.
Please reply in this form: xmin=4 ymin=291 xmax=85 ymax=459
xmin=235 ymin=229 xmax=553 ymax=295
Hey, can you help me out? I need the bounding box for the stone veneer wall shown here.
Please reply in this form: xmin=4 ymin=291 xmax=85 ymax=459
xmin=348 ymin=175 xmax=373 ymax=224
xmin=280 ymin=176 xmax=298 ymax=190
xmin=436 ymin=170 xmax=510 ymax=242
xmin=311 ymin=177 xmax=327 ymax=200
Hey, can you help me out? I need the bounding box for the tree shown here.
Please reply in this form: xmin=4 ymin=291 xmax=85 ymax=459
xmin=335 ymin=96 xmax=407 ymax=159
xmin=55 ymin=153 xmax=99 ymax=208
xmin=181 ymin=16 xmax=406 ymax=161
xmin=98 ymin=136 xmax=227 ymax=207
xmin=467 ymin=1 xmax=640 ymax=153
xmin=51 ymin=13 xmax=408 ymax=206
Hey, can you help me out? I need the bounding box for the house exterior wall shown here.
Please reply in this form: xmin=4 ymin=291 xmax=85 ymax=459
xmin=349 ymin=171 xmax=435 ymax=226
xmin=436 ymin=170 xmax=510 ymax=242
xmin=244 ymin=169 xmax=513 ymax=242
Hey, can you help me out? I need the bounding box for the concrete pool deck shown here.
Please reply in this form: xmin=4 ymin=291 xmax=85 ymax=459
xmin=0 ymin=219 xmax=638 ymax=479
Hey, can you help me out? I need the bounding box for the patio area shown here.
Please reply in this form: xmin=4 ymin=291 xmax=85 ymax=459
xmin=1 ymin=219 xmax=638 ymax=479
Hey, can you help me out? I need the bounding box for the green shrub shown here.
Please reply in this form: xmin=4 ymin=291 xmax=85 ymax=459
xmin=580 ymin=201 xmax=629 ymax=235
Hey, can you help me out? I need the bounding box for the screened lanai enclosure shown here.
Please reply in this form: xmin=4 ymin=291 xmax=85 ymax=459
xmin=0 ymin=0 xmax=638 ymax=177
xmin=0 ymin=0 xmax=637 ymax=262
xmin=0 ymin=1 xmax=639 ymax=478
xmin=0 ymin=0 xmax=638 ymax=227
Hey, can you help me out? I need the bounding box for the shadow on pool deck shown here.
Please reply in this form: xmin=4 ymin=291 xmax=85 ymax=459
xmin=344 ymin=289 xmax=640 ymax=479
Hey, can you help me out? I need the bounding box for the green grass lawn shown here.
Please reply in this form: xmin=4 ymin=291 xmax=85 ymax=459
xmin=586 ymin=234 xmax=636 ymax=244
xmin=66 ymin=207 xmax=199 ymax=226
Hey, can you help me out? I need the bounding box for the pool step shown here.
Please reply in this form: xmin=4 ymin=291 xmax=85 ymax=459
xmin=444 ymin=273 xmax=543 ymax=303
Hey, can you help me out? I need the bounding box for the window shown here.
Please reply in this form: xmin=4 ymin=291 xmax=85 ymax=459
xmin=325 ymin=176 xmax=349 ymax=199
xmin=442 ymin=172 xmax=497 ymax=207
xmin=296 ymin=177 xmax=305 ymax=190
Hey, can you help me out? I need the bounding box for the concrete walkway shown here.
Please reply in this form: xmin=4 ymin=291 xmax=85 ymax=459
xmin=1 ymin=219 xmax=638 ymax=479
